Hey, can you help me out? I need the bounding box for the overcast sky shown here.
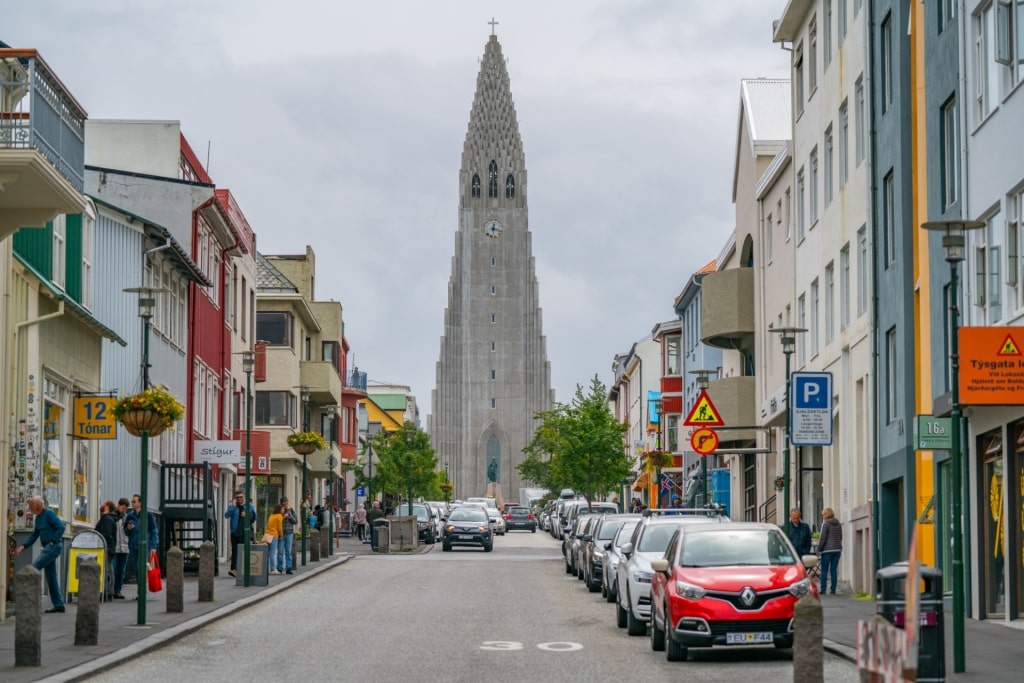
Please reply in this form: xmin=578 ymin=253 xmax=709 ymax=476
xmin=6 ymin=1 xmax=791 ymax=419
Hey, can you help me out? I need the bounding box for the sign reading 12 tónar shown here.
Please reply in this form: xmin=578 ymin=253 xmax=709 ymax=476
xmin=194 ymin=440 xmax=241 ymax=465
xmin=790 ymin=372 xmax=833 ymax=446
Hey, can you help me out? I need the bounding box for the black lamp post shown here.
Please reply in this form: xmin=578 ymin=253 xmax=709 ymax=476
xmin=922 ymin=218 xmax=984 ymax=674
xmin=326 ymin=405 xmax=337 ymax=556
xmin=652 ymin=397 xmax=663 ymax=506
xmin=689 ymin=369 xmax=717 ymax=507
xmin=123 ymin=286 xmax=167 ymax=627
xmin=240 ymin=350 xmax=255 ymax=586
xmin=300 ymin=385 xmax=311 ymax=566
xmin=770 ymin=326 xmax=806 ymax=535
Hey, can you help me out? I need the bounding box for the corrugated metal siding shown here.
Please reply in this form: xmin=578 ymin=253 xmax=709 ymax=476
xmin=13 ymin=220 xmax=53 ymax=277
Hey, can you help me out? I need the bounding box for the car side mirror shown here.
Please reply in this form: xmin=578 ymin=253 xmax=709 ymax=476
xmin=650 ymin=558 xmax=670 ymax=573
xmin=582 ymin=534 xmax=593 ymax=542
xmin=621 ymin=542 xmax=633 ymax=559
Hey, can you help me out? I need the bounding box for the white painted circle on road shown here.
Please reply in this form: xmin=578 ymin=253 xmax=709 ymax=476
xmin=537 ymin=641 xmax=584 ymax=652
xmin=480 ymin=641 xmax=524 ymax=651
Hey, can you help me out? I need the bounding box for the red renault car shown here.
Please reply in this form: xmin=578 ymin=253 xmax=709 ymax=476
xmin=648 ymin=522 xmax=818 ymax=662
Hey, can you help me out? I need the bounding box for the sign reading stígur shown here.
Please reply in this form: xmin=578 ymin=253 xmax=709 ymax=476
xmin=960 ymin=327 xmax=1024 ymax=405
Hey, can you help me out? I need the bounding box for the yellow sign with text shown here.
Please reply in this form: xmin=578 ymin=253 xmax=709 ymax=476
xmin=73 ymin=396 xmax=117 ymax=439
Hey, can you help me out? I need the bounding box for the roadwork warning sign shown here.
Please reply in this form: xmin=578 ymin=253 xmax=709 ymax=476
xmin=960 ymin=327 xmax=1024 ymax=405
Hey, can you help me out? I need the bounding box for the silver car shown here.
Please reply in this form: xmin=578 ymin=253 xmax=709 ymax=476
xmin=600 ymin=517 xmax=642 ymax=602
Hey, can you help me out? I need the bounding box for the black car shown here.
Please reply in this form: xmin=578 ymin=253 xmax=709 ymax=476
xmin=505 ymin=506 xmax=537 ymax=532
xmin=395 ymin=503 xmax=436 ymax=544
xmin=442 ymin=507 xmax=494 ymax=552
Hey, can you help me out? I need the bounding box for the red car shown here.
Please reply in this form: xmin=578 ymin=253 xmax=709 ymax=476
xmin=649 ymin=522 xmax=818 ymax=662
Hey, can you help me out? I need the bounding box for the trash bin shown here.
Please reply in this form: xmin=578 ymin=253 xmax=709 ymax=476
xmin=371 ymin=519 xmax=389 ymax=552
xmin=876 ymin=561 xmax=944 ymax=682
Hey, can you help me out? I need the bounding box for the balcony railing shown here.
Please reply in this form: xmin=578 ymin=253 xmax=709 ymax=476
xmin=1 ymin=49 xmax=86 ymax=192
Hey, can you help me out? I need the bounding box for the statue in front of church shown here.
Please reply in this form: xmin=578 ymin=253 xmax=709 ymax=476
xmin=487 ymin=456 xmax=498 ymax=483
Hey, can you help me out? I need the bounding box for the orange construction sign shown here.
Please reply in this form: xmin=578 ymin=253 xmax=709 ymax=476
xmin=683 ymin=389 xmax=724 ymax=427
xmin=960 ymin=326 xmax=1024 ymax=405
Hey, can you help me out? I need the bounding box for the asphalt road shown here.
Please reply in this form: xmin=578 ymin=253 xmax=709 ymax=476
xmin=103 ymin=530 xmax=861 ymax=682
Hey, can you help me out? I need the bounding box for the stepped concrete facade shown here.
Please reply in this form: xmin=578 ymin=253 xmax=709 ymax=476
xmin=431 ymin=33 xmax=553 ymax=502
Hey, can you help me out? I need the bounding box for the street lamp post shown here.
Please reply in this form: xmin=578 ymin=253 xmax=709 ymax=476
xmin=922 ymin=218 xmax=984 ymax=674
xmin=689 ymin=369 xmax=717 ymax=507
xmin=123 ymin=286 xmax=167 ymax=627
xmin=652 ymin=398 xmax=663 ymax=507
xmin=326 ymin=405 xmax=337 ymax=556
xmin=770 ymin=326 xmax=807 ymax=535
xmin=300 ymin=385 xmax=311 ymax=566
xmin=240 ymin=351 xmax=255 ymax=586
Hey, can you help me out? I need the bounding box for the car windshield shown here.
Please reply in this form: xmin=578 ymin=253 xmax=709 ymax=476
xmin=397 ymin=506 xmax=429 ymax=520
xmin=681 ymin=528 xmax=797 ymax=567
xmin=449 ymin=509 xmax=488 ymax=523
xmin=614 ymin=521 xmax=640 ymax=547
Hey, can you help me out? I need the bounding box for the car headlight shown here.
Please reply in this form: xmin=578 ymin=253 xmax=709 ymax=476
xmin=479 ymin=526 xmax=489 ymax=533
xmin=674 ymin=580 xmax=706 ymax=600
xmin=445 ymin=525 xmax=454 ymax=532
xmin=789 ymin=578 xmax=811 ymax=598
xmin=632 ymin=569 xmax=654 ymax=584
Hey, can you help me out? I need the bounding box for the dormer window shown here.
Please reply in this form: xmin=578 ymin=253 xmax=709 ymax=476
xmin=505 ymin=173 xmax=515 ymax=198
xmin=471 ymin=174 xmax=481 ymax=198
xmin=488 ymin=160 xmax=498 ymax=198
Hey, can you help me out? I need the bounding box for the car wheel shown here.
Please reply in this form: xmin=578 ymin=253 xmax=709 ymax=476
xmin=442 ymin=543 xmax=451 ymax=552
xmin=666 ymin=633 xmax=688 ymax=662
xmin=587 ymin=571 xmax=600 ymax=593
xmin=577 ymin=566 xmax=585 ymax=581
xmin=484 ymin=542 xmax=493 ymax=552
xmin=531 ymin=528 xmax=536 ymax=533
xmin=626 ymin=606 xmax=646 ymax=636
xmin=649 ymin=609 xmax=666 ymax=651
xmin=616 ymin=600 xmax=628 ymax=628
xmin=601 ymin=584 xmax=607 ymax=599
xmin=565 ymin=560 xmax=573 ymax=574
xmin=606 ymin=582 xmax=616 ymax=603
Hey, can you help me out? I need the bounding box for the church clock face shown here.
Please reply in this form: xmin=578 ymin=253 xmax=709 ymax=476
xmin=483 ymin=219 xmax=503 ymax=238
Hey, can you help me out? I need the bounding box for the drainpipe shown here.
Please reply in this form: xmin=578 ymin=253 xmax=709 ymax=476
xmin=867 ymin=0 xmax=882 ymax=578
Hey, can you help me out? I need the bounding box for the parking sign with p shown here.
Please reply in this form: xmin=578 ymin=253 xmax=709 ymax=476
xmin=791 ymin=372 xmax=833 ymax=446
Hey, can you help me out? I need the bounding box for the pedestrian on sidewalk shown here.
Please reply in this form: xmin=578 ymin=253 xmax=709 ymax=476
xmin=113 ymin=497 xmax=131 ymax=594
xmin=787 ymin=508 xmax=812 ymax=557
xmin=224 ymin=489 xmax=255 ymax=577
xmin=817 ymin=507 xmax=843 ymax=595
xmin=265 ymin=504 xmax=283 ymax=575
xmin=95 ymin=500 xmax=119 ymax=596
xmin=15 ymin=496 xmax=66 ymax=613
xmin=126 ymin=493 xmax=158 ymax=597
xmin=353 ymin=503 xmax=367 ymax=541
xmin=280 ymin=497 xmax=297 ymax=574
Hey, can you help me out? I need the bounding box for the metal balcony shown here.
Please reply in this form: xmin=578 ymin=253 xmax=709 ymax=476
xmin=700 ymin=268 xmax=755 ymax=351
xmin=0 ymin=49 xmax=86 ymax=238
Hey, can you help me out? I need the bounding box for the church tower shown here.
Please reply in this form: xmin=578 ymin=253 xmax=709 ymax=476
xmin=431 ymin=31 xmax=553 ymax=503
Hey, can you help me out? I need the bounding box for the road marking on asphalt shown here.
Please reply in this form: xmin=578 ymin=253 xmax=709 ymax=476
xmin=479 ymin=641 xmax=584 ymax=652
xmin=537 ymin=642 xmax=584 ymax=652
xmin=481 ymin=641 xmax=524 ymax=651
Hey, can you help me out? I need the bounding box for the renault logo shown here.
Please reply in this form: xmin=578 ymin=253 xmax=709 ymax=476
xmin=739 ymin=587 xmax=757 ymax=607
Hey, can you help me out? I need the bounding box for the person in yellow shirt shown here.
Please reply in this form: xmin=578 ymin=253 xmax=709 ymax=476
xmin=265 ymin=504 xmax=284 ymax=575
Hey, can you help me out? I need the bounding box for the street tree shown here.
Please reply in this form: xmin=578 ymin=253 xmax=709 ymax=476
xmin=371 ymin=421 xmax=439 ymax=514
xmin=520 ymin=375 xmax=631 ymax=510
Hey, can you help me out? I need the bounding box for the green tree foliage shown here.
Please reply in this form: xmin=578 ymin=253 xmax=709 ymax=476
xmin=520 ymin=375 xmax=631 ymax=509
xmin=370 ymin=421 xmax=440 ymax=514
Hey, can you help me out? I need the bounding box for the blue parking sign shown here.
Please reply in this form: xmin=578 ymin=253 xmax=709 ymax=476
xmin=791 ymin=372 xmax=833 ymax=446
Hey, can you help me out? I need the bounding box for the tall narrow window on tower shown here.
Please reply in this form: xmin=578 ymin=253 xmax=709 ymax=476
xmin=472 ymin=174 xmax=481 ymax=198
xmin=505 ymin=174 xmax=515 ymax=198
xmin=488 ymin=160 xmax=499 ymax=198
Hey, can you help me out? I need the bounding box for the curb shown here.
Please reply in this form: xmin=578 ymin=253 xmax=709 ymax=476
xmin=823 ymin=637 xmax=857 ymax=664
xmin=47 ymin=554 xmax=352 ymax=683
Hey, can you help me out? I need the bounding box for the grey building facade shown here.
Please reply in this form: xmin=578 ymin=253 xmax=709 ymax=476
xmin=431 ymin=33 xmax=553 ymax=501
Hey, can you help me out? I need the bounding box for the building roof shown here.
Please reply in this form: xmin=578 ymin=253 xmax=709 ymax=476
xmin=256 ymin=252 xmax=298 ymax=292
xmin=734 ymin=78 xmax=791 ymax=200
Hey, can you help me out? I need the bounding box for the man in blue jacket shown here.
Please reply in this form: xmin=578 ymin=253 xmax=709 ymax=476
xmin=787 ymin=508 xmax=813 ymax=556
xmin=224 ymin=489 xmax=256 ymax=577
xmin=126 ymin=494 xmax=158 ymax=592
xmin=15 ymin=496 xmax=66 ymax=613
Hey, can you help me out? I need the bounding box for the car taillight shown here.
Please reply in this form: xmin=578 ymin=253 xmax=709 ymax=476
xmin=527 ymin=514 xmax=534 ymax=520
xmin=506 ymin=514 xmax=512 ymax=520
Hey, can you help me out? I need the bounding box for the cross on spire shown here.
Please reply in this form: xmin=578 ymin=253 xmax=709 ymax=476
xmin=488 ymin=17 xmax=499 ymax=35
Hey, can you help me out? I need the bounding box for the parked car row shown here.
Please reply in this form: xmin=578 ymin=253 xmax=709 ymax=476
xmin=552 ymin=508 xmax=820 ymax=663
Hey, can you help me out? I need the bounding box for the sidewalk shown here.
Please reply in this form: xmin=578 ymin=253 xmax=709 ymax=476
xmin=0 ymin=536 xmax=379 ymax=683
xmin=821 ymin=592 xmax=1023 ymax=681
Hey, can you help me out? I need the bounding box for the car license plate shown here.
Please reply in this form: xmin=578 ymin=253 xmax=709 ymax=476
xmin=726 ymin=632 xmax=773 ymax=644
xmin=457 ymin=534 xmax=473 ymax=540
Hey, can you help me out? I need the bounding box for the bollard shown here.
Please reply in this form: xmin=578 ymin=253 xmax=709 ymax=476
xmin=74 ymin=556 xmax=100 ymax=646
xmin=166 ymin=546 xmax=184 ymax=613
xmin=319 ymin=524 xmax=330 ymax=557
xmin=310 ymin=529 xmax=321 ymax=561
xmin=15 ymin=566 xmax=42 ymax=667
xmin=792 ymin=594 xmax=823 ymax=683
xmin=198 ymin=541 xmax=215 ymax=602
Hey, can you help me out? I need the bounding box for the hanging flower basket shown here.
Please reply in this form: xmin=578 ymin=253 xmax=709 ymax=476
xmin=111 ymin=385 xmax=184 ymax=438
xmin=439 ymin=482 xmax=454 ymax=493
xmin=288 ymin=431 xmax=326 ymax=455
xmin=643 ymin=450 xmax=673 ymax=472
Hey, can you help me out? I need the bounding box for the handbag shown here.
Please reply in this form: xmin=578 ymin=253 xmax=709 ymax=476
xmin=261 ymin=532 xmax=275 ymax=544
xmin=147 ymin=550 xmax=163 ymax=593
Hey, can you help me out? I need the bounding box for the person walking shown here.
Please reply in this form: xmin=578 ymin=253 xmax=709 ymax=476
xmin=786 ymin=508 xmax=812 ymax=557
xmin=280 ymin=497 xmax=297 ymax=574
xmin=15 ymin=496 xmax=66 ymax=613
xmin=126 ymin=493 xmax=158 ymax=597
xmin=112 ymin=497 xmax=131 ymax=598
xmin=353 ymin=503 xmax=367 ymax=542
xmin=265 ymin=504 xmax=284 ymax=575
xmin=224 ymin=490 xmax=256 ymax=577
xmin=95 ymin=500 xmax=119 ymax=597
xmin=817 ymin=507 xmax=844 ymax=595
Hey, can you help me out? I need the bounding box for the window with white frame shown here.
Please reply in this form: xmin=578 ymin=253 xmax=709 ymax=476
xmin=975 ymin=211 xmax=1003 ymax=323
xmin=993 ymin=0 xmax=1024 ymax=92
xmin=810 ymin=147 xmax=819 ymax=224
xmin=52 ymin=214 xmax=66 ymax=291
xmin=855 ymin=0 xmax=863 ymax=16
xmin=824 ymin=1 xmax=833 ymax=69
xmin=941 ymin=96 xmax=959 ymax=208
xmin=797 ymin=168 xmax=806 ymax=241
xmin=839 ymin=100 xmax=849 ymax=188
xmin=840 ymin=244 xmax=851 ymax=330
xmin=798 ymin=294 xmax=807 ymax=366
xmin=811 ymin=278 xmax=820 ymax=357
xmin=857 ymin=226 xmax=868 ymax=315
xmin=240 ymin=276 xmax=248 ymax=341
xmin=839 ymin=0 xmax=848 ymax=44
xmin=766 ymin=212 xmax=774 ymax=262
xmin=794 ymin=43 xmax=805 ymax=114
xmin=884 ymin=171 xmax=896 ymax=267
xmin=974 ymin=4 xmax=999 ymax=121
xmin=225 ymin=266 xmax=234 ymax=331
xmin=824 ymin=125 xmax=834 ymax=208
xmin=886 ymin=326 xmax=898 ymax=423
xmin=785 ymin=190 xmax=792 ymax=241
xmin=939 ymin=0 xmax=956 ymax=32
xmin=1009 ymin=189 xmax=1023 ymax=311
xmin=825 ymin=262 xmax=835 ymax=344
xmin=81 ymin=207 xmax=94 ymax=308
xmin=809 ymin=17 xmax=818 ymax=95
xmin=882 ymin=13 xmax=893 ymax=113
xmin=855 ymin=76 xmax=866 ymax=165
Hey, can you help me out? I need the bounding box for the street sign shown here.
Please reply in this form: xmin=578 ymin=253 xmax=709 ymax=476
xmin=915 ymin=415 xmax=952 ymax=450
xmin=194 ymin=440 xmax=241 ymax=465
xmin=72 ymin=395 xmax=117 ymax=439
xmin=690 ymin=427 xmax=719 ymax=455
xmin=356 ymin=487 xmax=366 ymax=496
xmin=959 ymin=326 xmax=1024 ymax=404
xmin=791 ymin=372 xmax=833 ymax=446
xmin=683 ymin=389 xmax=724 ymax=427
